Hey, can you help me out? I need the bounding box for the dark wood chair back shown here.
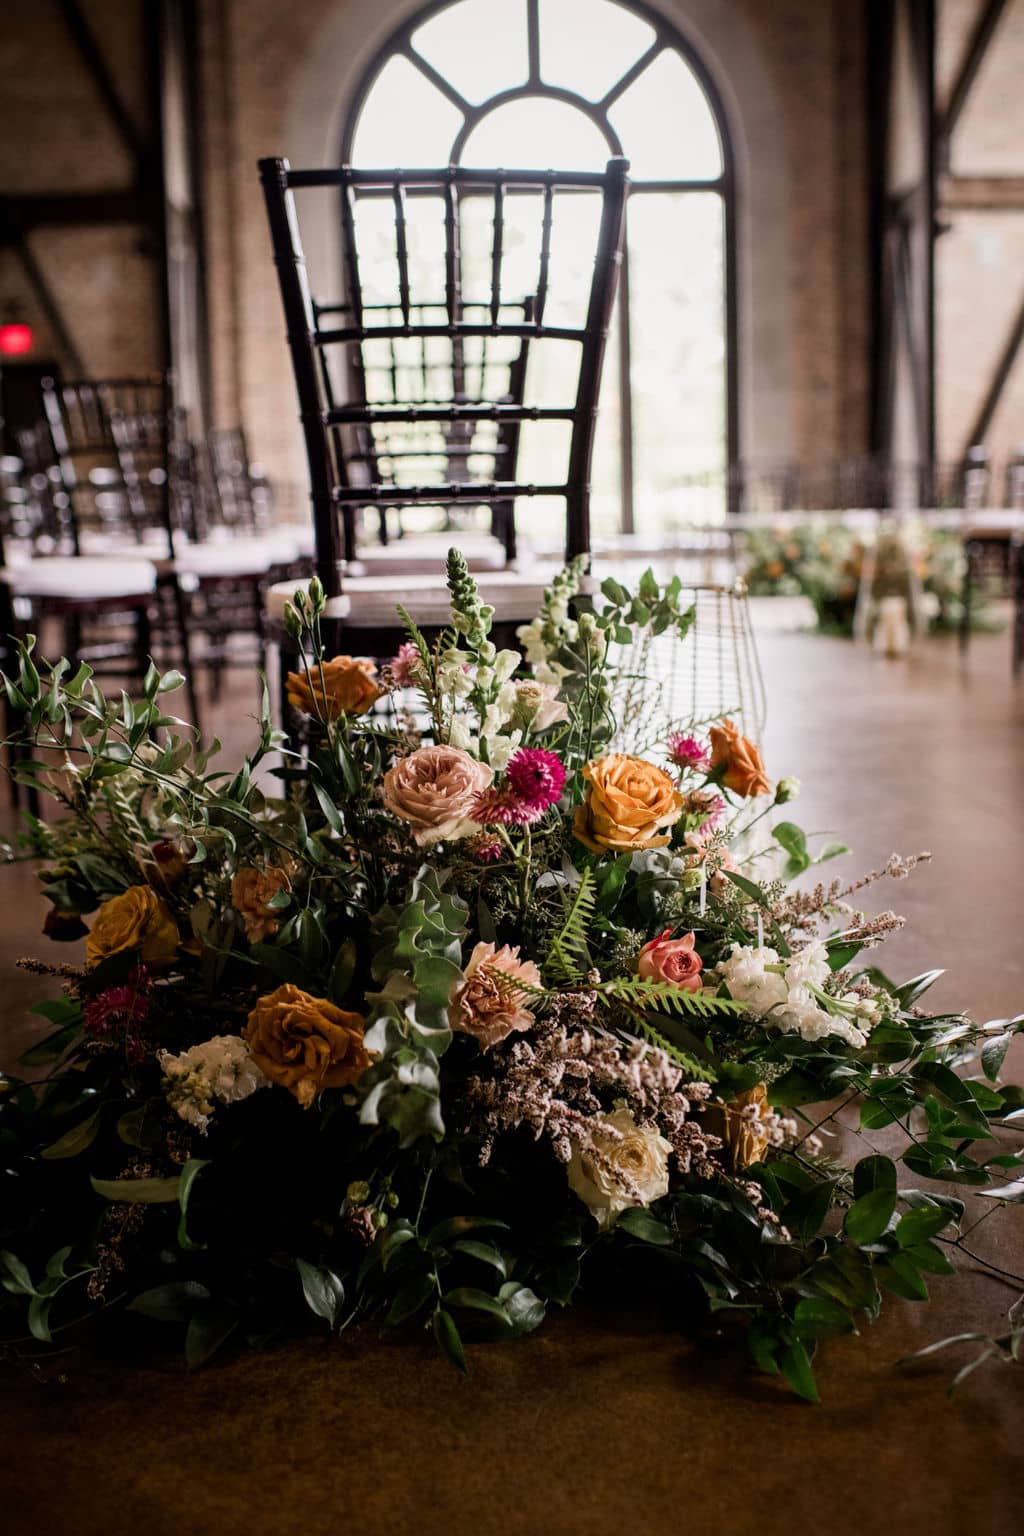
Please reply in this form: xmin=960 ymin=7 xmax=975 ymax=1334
xmin=259 ymin=158 xmax=629 ymax=595
xmin=208 ymin=426 xmax=272 ymax=535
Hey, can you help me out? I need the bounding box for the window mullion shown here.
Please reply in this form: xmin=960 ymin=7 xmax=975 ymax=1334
xmin=618 ymin=228 xmax=635 ymax=536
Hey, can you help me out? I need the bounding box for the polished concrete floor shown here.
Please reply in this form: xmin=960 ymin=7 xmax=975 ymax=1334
xmin=1 ymin=620 xmax=1022 ymax=1536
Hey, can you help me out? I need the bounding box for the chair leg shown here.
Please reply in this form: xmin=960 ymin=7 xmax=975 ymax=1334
xmin=959 ymin=543 xmax=974 ymax=656
xmin=1013 ymin=543 xmax=1023 ymax=678
xmin=170 ymin=578 xmax=203 ymax=734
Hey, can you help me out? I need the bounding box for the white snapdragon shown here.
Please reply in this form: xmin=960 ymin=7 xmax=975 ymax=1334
xmin=716 ymin=941 xmax=874 ymax=1048
xmin=159 ymin=1034 xmax=268 ymax=1134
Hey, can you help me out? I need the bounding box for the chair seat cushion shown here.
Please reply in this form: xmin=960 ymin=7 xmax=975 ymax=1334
xmin=264 ymin=567 xmax=580 ymax=630
xmin=0 ymin=556 xmax=157 ymax=601
xmin=354 ymin=530 xmax=509 ymax=576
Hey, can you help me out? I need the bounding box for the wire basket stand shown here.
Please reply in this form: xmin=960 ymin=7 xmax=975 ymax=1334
xmin=608 ymin=579 xmax=767 ymax=754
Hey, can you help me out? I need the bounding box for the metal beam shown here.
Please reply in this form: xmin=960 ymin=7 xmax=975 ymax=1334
xmin=55 ymin=0 xmax=147 ymax=165
xmin=0 ymin=190 xmax=152 ymax=237
xmin=964 ymin=287 xmax=1024 ymax=451
xmin=941 ymin=0 xmax=1009 ymax=143
xmin=11 ymin=237 xmax=85 ymax=374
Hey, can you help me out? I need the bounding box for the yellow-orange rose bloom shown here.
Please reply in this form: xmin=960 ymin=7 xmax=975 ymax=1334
xmin=86 ymin=885 xmax=179 ymax=969
xmin=243 ymin=983 xmax=371 ymax=1108
xmin=573 ymin=754 xmax=684 ymax=854
xmin=722 ymin=1083 xmax=771 ymax=1170
xmin=708 ymin=719 xmax=771 ymax=798
xmin=285 ymin=656 xmax=380 ymax=719
xmin=231 ymin=865 xmax=291 ymax=944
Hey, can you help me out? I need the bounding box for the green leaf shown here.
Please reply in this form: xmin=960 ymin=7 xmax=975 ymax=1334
xmin=127 ymin=1281 xmax=212 ymax=1322
xmin=91 ymin=1174 xmax=181 ymax=1203
xmin=877 ymin=1252 xmax=929 ymax=1302
xmin=385 ymin=1273 xmax=436 ymax=1327
xmin=981 ymin=1032 xmax=1013 ymax=1082
xmin=853 ymin=1154 xmax=897 ymax=1199
xmin=311 ymin=779 xmax=345 ymax=834
xmin=793 ymin=1297 xmax=856 ymax=1340
xmin=844 ymin=1187 xmax=897 ymax=1245
xmin=432 ymin=1307 xmax=468 ymax=1374
xmin=615 ymin=1207 xmax=674 ymax=1246
xmin=40 ymin=1109 xmax=100 ymax=1160
xmin=895 ymin=1206 xmax=953 ymax=1247
xmin=451 ymin=1240 xmax=507 ymax=1278
xmin=772 ymin=821 xmax=809 ymax=870
xmin=895 ymin=969 xmax=945 ymax=1007
xmin=977 ymin=1178 xmax=1024 ymax=1202
xmin=426 ymin=1215 xmax=509 ymax=1247
xmin=177 ymin=1158 xmax=210 ymax=1252
xmin=296 ymin=1259 xmax=345 ymax=1328
xmin=497 ymin=1283 xmax=546 ymax=1335
xmin=27 ymin=1294 xmax=53 ymax=1343
xmin=327 ymin=939 xmax=357 ymax=1004
xmin=443 ymin=1287 xmax=512 ymax=1325
xmin=185 ymin=1302 xmax=238 ymax=1369
xmin=0 ymin=1249 xmax=36 ymax=1296
xmin=779 ymin=1339 xmax=819 ymax=1403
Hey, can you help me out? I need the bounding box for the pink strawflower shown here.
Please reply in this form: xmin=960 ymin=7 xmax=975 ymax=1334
xmin=471 ymin=788 xmax=534 ymax=827
xmin=470 ymin=833 xmax=503 ymax=863
xmin=390 ymin=642 xmax=423 ymax=689
xmin=505 ymin=748 xmax=567 ymax=811
xmin=683 ymin=788 xmax=725 ymax=835
xmin=668 ymin=732 xmax=711 ymax=773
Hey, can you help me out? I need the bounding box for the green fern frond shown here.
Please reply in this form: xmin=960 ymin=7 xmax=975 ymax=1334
xmin=600 ymin=975 xmax=746 ymax=1019
xmin=542 ymin=868 xmax=597 ymax=985
xmin=626 ymin=1015 xmax=713 ymax=1082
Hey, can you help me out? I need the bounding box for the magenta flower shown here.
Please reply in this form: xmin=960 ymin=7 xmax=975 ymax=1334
xmin=469 ymin=833 xmax=503 ymax=863
xmin=668 ymin=732 xmax=711 ymax=773
xmin=82 ymin=968 xmax=150 ymax=1060
xmin=471 ymin=788 xmax=533 ymax=827
xmin=506 ymin=748 xmax=567 ymax=811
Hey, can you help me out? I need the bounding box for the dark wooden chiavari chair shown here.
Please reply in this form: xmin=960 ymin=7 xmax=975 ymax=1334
xmin=259 ymin=156 xmax=629 ymax=664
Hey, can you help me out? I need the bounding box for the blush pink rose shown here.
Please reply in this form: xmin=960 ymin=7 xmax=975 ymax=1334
xmin=382 ymin=745 xmax=493 ymax=846
xmin=637 ymin=929 xmax=703 ymax=992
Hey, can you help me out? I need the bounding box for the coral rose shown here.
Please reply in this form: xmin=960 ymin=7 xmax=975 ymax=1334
xmin=721 ymin=1083 xmax=772 ymax=1170
xmin=86 ymin=885 xmax=179 ymax=969
xmin=567 ymin=1108 xmax=673 ymax=1229
xmin=573 ymin=754 xmax=684 ymax=853
xmin=243 ymin=983 xmax=371 ymax=1108
xmin=231 ymin=865 xmax=291 ymax=944
xmin=449 ymin=942 xmax=541 ymax=1049
xmin=286 ymin=656 xmax=380 ymax=719
xmin=638 ymin=929 xmax=703 ymax=992
xmin=382 ymin=745 xmax=493 ymax=846
xmin=708 ymin=719 xmax=771 ymax=798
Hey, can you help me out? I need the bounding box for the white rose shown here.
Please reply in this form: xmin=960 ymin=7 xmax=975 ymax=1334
xmin=567 ymin=1108 xmax=673 ymax=1229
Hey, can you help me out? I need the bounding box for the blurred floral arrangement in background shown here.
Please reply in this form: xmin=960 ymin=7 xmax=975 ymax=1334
xmin=0 ymin=554 xmax=1021 ymax=1401
xmin=740 ymin=519 xmax=990 ymax=636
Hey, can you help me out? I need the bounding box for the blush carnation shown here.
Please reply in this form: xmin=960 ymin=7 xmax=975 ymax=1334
xmin=668 ymin=732 xmax=711 ymax=773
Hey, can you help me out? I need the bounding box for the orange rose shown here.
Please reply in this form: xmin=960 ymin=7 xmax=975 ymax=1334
xmin=285 ymin=656 xmax=380 ymax=719
xmin=720 ymin=1083 xmax=771 ymax=1170
xmin=708 ymin=719 xmax=771 ymax=798
xmin=449 ymin=941 xmax=542 ymax=1049
xmin=231 ymin=865 xmax=291 ymax=944
xmin=573 ymin=754 xmax=684 ymax=854
xmin=243 ymin=983 xmax=371 ymax=1108
xmin=86 ymin=885 xmax=179 ymax=969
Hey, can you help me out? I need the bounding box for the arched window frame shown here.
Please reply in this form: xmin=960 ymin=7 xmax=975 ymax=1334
xmin=341 ymin=0 xmax=739 ymax=528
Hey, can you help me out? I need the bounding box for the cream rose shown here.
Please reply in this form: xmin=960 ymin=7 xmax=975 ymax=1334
xmin=382 ymin=745 xmax=493 ymax=846
xmin=566 ymin=1107 xmax=673 ymax=1229
xmin=449 ymin=942 xmax=541 ymax=1049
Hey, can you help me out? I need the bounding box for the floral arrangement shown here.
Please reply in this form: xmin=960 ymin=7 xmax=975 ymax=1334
xmin=741 ymin=519 xmax=981 ymax=635
xmin=1 ymin=552 xmax=1022 ymax=1401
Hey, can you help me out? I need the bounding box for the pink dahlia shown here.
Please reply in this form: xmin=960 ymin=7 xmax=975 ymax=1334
xmin=668 ymin=732 xmax=711 ymax=774
xmin=505 ymin=748 xmax=567 ymax=811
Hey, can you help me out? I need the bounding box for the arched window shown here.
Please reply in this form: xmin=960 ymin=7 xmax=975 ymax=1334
xmin=344 ymin=0 xmax=736 ymax=535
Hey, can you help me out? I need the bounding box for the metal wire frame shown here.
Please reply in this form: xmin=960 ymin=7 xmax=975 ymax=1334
xmin=340 ymin=0 xmax=740 ymax=528
xmin=259 ymin=157 xmax=630 ymax=596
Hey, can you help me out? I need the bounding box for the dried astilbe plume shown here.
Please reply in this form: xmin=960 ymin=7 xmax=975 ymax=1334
xmin=458 ymin=984 xmax=721 ymax=1182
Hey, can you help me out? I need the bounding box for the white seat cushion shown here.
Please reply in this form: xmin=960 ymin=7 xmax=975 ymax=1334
xmin=0 ymin=556 xmax=157 ymax=601
xmin=354 ymin=530 xmax=510 ymax=576
xmin=264 ymin=566 xmax=584 ymax=630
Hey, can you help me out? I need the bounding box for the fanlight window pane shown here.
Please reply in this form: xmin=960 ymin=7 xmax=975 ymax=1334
xmin=350 ymin=55 xmax=463 ymax=165
xmin=460 ymin=98 xmax=610 ymax=170
xmin=538 ymin=0 xmax=655 ymax=102
xmin=609 ymin=50 xmax=723 ymax=180
xmin=626 ymin=193 xmax=726 ymax=530
xmin=412 ymin=0 xmax=528 ymax=106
